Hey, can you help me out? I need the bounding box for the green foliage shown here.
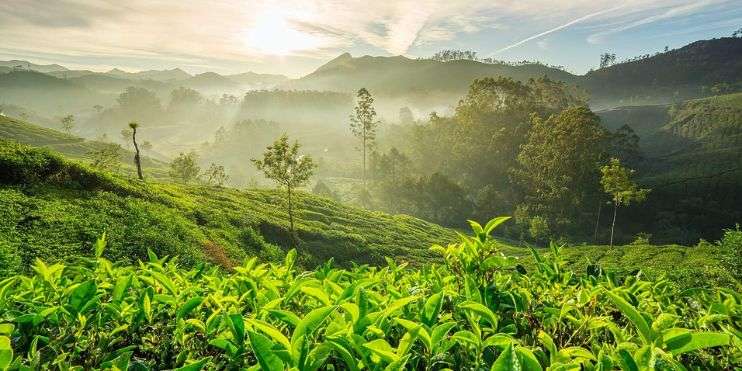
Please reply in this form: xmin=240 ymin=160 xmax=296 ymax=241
xmin=87 ymin=142 xmax=122 ymax=172
xmin=600 ymin=158 xmax=650 ymax=207
xmin=0 ymin=140 xmax=456 ymax=273
xmin=59 ymin=114 xmax=74 ymax=133
xmin=170 ymin=152 xmax=201 ymax=184
xmin=252 ymin=135 xmax=315 ymax=191
xmin=0 ymin=220 xmax=738 ymax=369
xmin=203 ymin=163 xmax=228 ymax=187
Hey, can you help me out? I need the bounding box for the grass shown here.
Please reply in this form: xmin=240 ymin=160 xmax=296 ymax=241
xmin=0 ymin=114 xmax=168 ymax=178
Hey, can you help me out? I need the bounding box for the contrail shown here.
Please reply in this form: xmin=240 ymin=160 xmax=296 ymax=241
xmin=491 ymin=5 xmax=625 ymax=55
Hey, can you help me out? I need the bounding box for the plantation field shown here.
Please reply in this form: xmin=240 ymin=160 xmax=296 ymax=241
xmin=0 ymin=115 xmax=168 ymax=178
xmin=0 ymin=221 xmax=739 ymax=370
xmin=1 ymin=139 xmax=739 ymax=292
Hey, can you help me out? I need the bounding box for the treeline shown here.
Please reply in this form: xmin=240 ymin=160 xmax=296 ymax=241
xmin=339 ymin=77 xmax=645 ymax=243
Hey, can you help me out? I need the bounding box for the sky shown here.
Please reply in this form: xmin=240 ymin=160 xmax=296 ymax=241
xmin=0 ymin=0 xmax=740 ymax=77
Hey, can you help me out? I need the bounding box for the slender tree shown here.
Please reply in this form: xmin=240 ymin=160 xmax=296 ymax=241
xmin=128 ymin=122 xmax=144 ymax=180
xmin=349 ymin=88 xmax=379 ymax=185
xmin=252 ymin=134 xmax=315 ymax=240
xmin=169 ymin=152 xmax=201 ymax=184
xmin=600 ymin=158 xmax=650 ymax=247
xmin=60 ymin=114 xmax=75 ymax=133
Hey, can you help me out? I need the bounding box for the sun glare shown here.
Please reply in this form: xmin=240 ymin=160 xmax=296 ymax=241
xmin=243 ymin=12 xmax=322 ymax=55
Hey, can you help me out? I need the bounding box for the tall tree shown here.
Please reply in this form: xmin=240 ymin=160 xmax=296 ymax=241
xmin=252 ymin=134 xmax=315 ymax=240
xmin=600 ymin=158 xmax=650 ymax=247
xmin=599 ymin=53 xmax=616 ymax=69
xmin=349 ymin=88 xmax=379 ymax=185
xmin=60 ymin=114 xmax=75 ymax=133
xmin=515 ymin=106 xmax=609 ymax=237
xmin=128 ymin=122 xmax=144 ymax=180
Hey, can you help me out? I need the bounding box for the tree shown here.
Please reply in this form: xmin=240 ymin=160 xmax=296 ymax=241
xmin=600 ymin=158 xmax=650 ymax=247
xmin=168 ymin=87 xmax=203 ymax=111
xmin=203 ymin=163 xmax=228 ymax=186
xmin=88 ymin=143 xmax=122 ymax=172
xmin=398 ymin=107 xmax=414 ymax=124
xmin=128 ymin=122 xmax=144 ymax=180
xmin=252 ymin=134 xmax=315 ymax=239
xmin=349 ymin=88 xmax=379 ymax=185
xmin=312 ymin=180 xmax=339 ymax=201
xmin=93 ymin=105 xmax=103 ymax=114
xmin=599 ymin=53 xmax=616 ymax=69
xmin=732 ymin=28 xmax=742 ymax=38
xmin=60 ymin=114 xmax=75 ymax=133
xmin=169 ymin=151 xmax=201 ymax=183
xmin=515 ymin=106 xmax=609 ymax=236
xmin=610 ymin=124 xmax=642 ymax=168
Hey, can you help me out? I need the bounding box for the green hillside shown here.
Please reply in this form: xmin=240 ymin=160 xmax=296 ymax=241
xmin=285 ymin=53 xmax=577 ymax=96
xmin=0 ymin=140 xmax=737 ymax=290
xmin=584 ymin=37 xmax=742 ymax=107
xmin=0 ymin=114 xmax=167 ymax=177
xmin=0 ymin=140 xmax=458 ymax=276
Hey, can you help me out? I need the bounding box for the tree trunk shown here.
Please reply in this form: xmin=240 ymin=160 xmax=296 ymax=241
xmin=131 ymin=127 xmax=144 ymax=180
xmin=609 ymin=201 xmax=618 ymax=247
xmin=594 ymin=201 xmax=602 ymax=243
xmin=362 ymin=135 xmax=366 ymax=186
xmin=287 ymin=185 xmax=295 ymax=244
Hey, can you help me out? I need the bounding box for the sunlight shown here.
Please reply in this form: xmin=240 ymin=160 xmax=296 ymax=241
xmin=242 ymin=11 xmax=322 ymax=55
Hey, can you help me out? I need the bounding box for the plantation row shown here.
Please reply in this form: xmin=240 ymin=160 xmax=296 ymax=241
xmin=0 ymin=218 xmax=739 ymax=370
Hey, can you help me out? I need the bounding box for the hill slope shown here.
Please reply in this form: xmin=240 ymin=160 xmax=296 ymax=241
xmin=285 ymin=53 xmax=576 ymax=95
xmin=583 ymin=37 xmax=742 ymax=107
xmin=0 ymin=140 xmax=457 ymax=276
xmin=0 ymin=115 xmax=168 ymax=176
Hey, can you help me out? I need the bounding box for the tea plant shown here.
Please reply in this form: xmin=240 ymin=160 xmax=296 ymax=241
xmin=0 ymin=218 xmax=739 ymax=370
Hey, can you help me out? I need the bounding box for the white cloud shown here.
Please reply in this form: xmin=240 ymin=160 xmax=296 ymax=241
xmin=0 ymin=0 xmax=733 ymax=75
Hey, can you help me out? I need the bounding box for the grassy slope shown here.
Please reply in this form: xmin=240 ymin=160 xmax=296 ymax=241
xmin=0 ymin=114 xmax=168 ymax=178
xmin=0 ymin=139 xmax=736 ymax=289
xmin=0 ymin=139 xmax=456 ymax=275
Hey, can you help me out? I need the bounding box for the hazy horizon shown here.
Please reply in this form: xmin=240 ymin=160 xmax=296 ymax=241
xmin=1 ymin=0 xmax=740 ymax=77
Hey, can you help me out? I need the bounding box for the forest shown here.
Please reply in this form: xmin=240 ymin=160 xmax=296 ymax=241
xmin=0 ymin=9 xmax=741 ymax=369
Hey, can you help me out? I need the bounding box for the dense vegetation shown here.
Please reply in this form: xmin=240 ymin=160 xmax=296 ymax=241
xmin=0 ymin=219 xmax=739 ymax=370
xmin=0 ymin=140 xmax=456 ymax=276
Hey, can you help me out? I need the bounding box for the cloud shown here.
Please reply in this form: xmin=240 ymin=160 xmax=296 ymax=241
xmin=586 ymin=0 xmax=728 ymax=44
xmin=0 ymin=0 xmax=734 ymax=75
xmin=492 ymin=5 xmax=625 ymax=54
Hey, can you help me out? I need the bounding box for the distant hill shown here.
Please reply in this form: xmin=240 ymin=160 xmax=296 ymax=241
xmin=0 ymin=60 xmax=68 ymax=73
xmin=0 ymin=70 xmax=103 ymax=113
xmin=226 ymin=71 xmax=289 ymax=88
xmin=597 ymin=93 xmax=742 ymax=243
xmin=583 ymin=37 xmax=742 ymax=108
xmin=180 ymin=72 xmax=240 ymax=92
xmin=105 ymin=67 xmax=192 ymax=82
xmin=284 ymin=53 xmax=576 ymax=95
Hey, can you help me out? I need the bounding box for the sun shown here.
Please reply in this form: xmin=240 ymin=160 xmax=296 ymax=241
xmin=243 ymin=12 xmax=322 ymax=56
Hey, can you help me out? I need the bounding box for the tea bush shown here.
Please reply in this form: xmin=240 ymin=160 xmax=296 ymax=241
xmin=0 ymin=218 xmax=739 ymax=370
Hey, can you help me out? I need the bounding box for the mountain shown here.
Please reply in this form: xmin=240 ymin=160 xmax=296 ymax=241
xmin=226 ymin=71 xmax=289 ymax=88
xmin=284 ymin=53 xmax=577 ymax=95
xmin=104 ymin=67 xmax=192 ymax=82
xmin=47 ymin=69 xmax=98 ymax=78
xmin=0 ymin=70 xmax=102 ymax=113
xmin=0 ymin=60 xmax=68 ymax=73
xmin=180 ymin=71 xmax=240 ymax=92
xmin=583 ymin=37 xmax=742 ymax=108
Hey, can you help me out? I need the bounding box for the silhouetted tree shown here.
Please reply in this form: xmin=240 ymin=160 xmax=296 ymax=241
xmin=349 ymin=88 xmax=379 ymax=185
xmin=128 ymin=122 xmax=144 ymax=180
xmin=60 ymin=114 xmax=75 ymax=133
